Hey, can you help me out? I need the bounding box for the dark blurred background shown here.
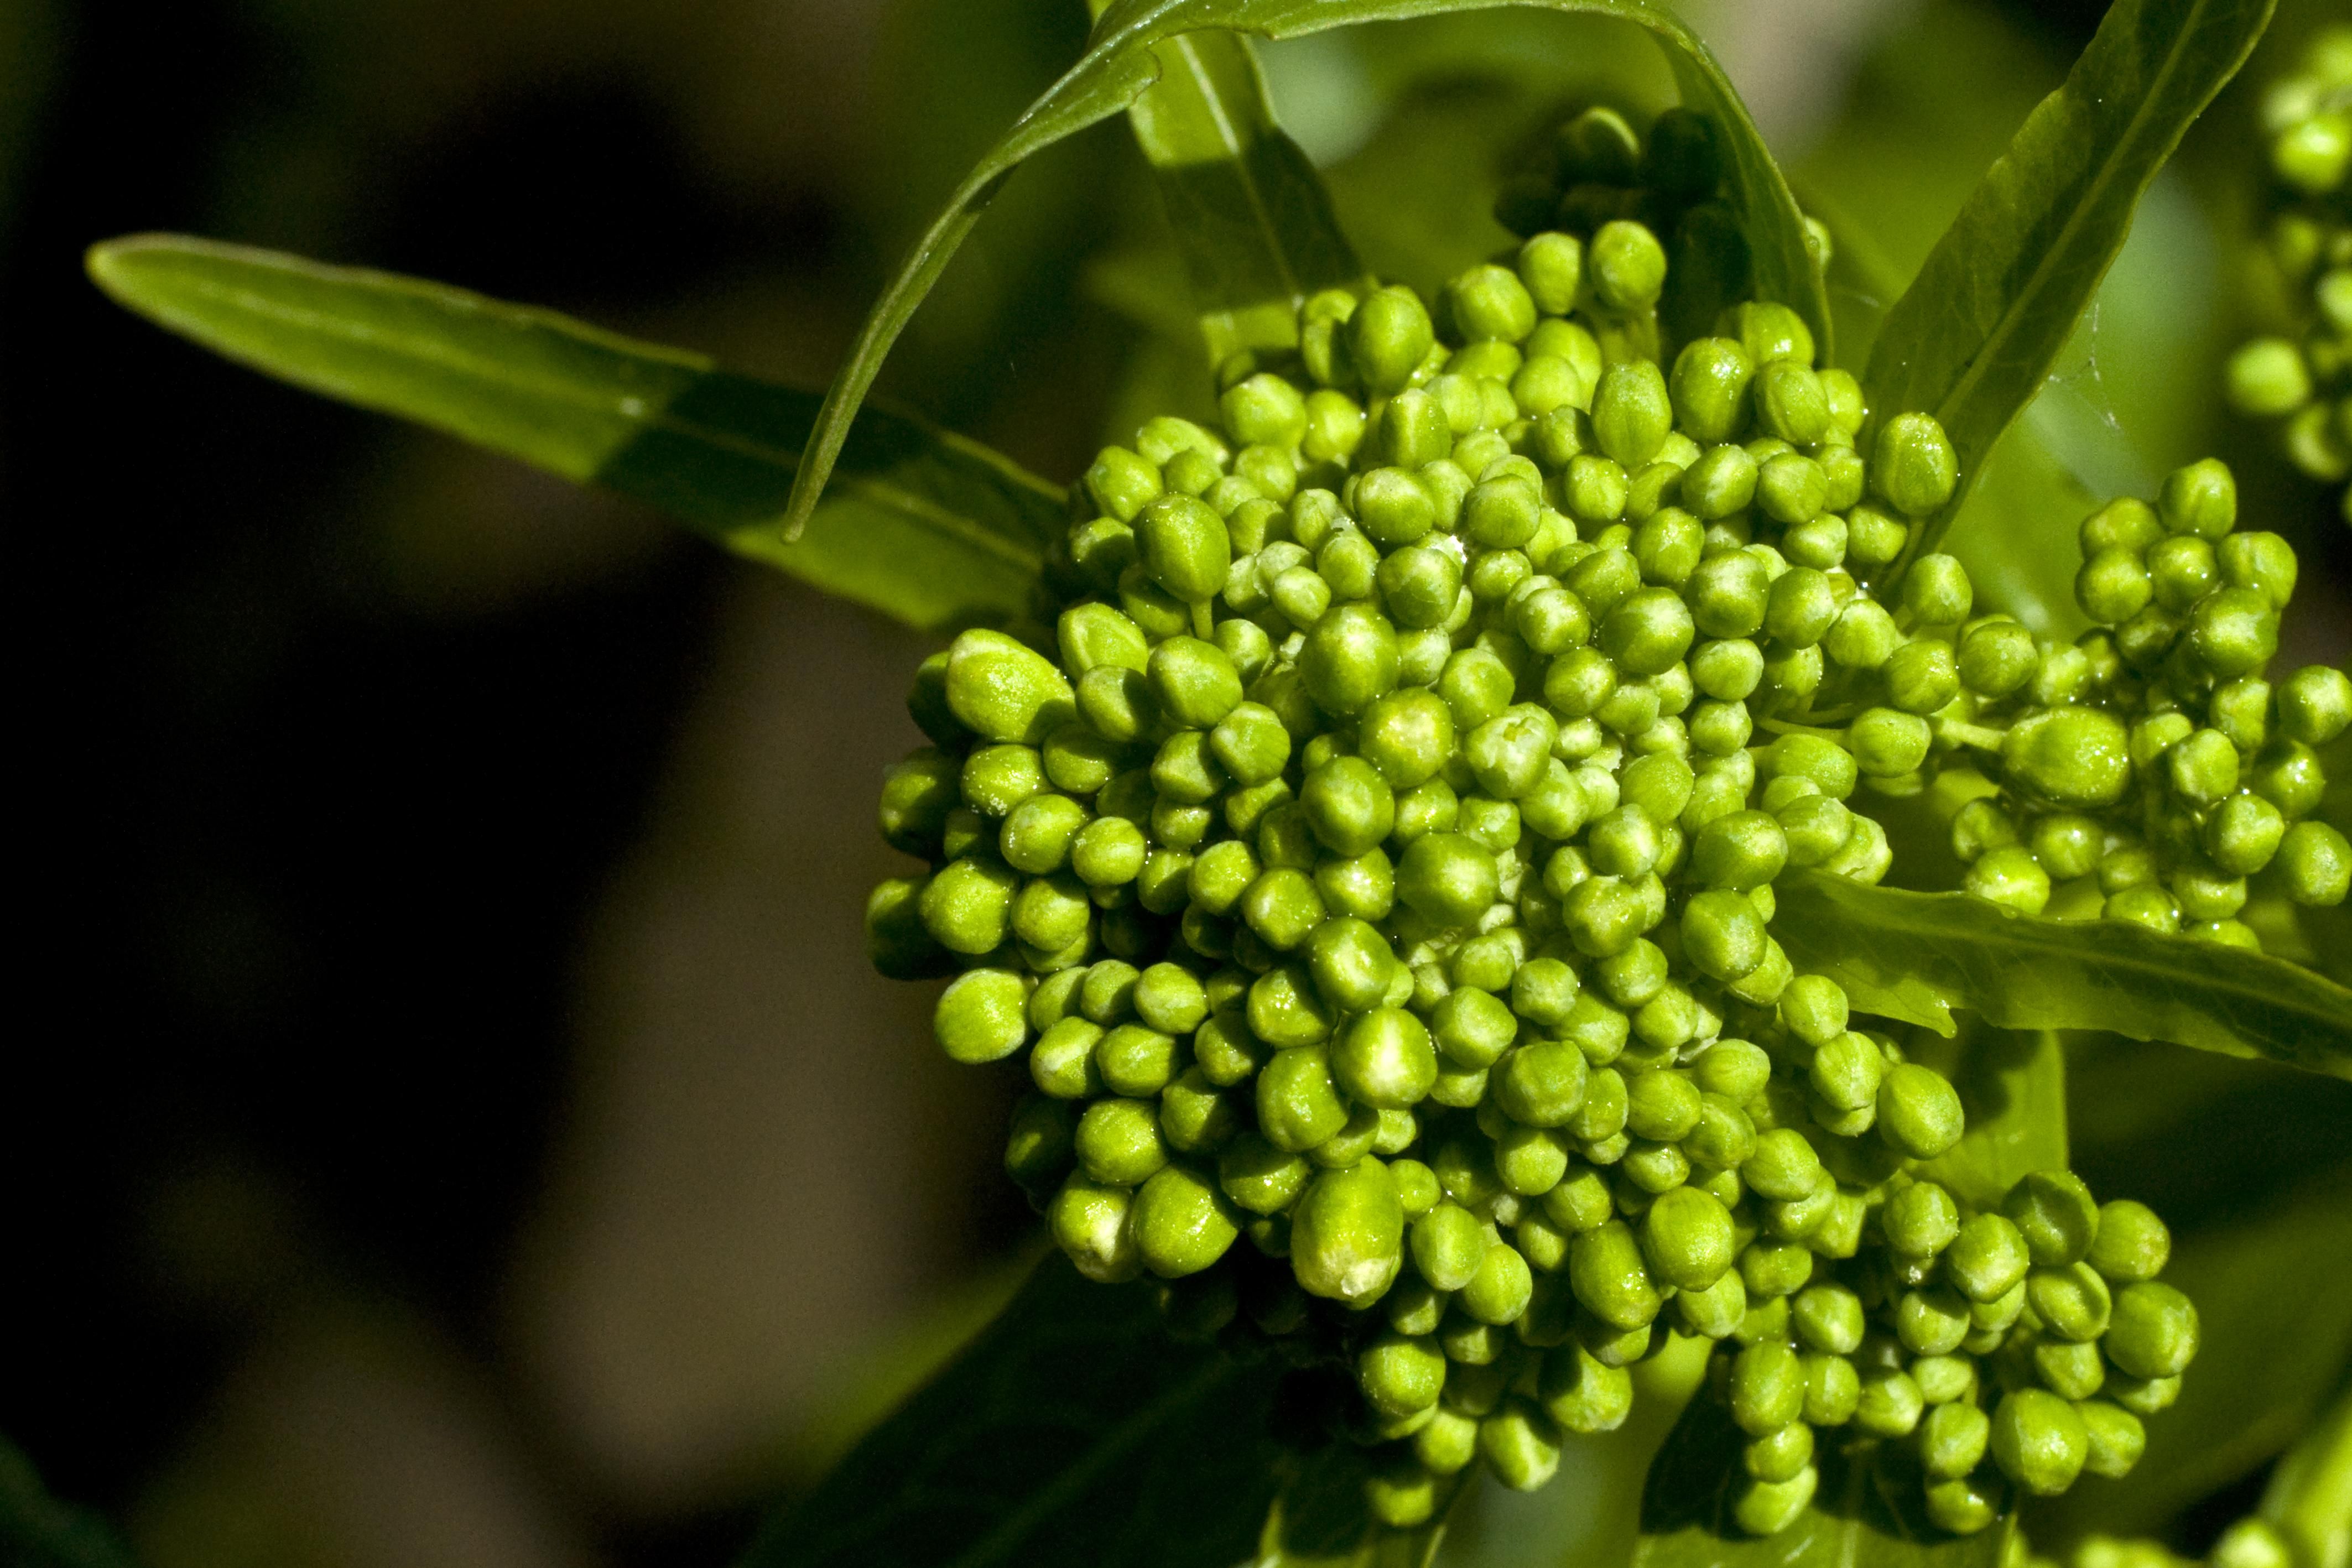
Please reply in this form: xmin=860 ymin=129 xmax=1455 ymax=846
xmin=3 ymin=2 xmax=2346 ymax=1566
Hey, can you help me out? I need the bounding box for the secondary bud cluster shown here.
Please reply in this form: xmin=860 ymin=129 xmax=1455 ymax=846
xmin=863 ymin=106 xmax=2202 ymax=1542
xmin=2223 ymin=25 xmax=2352 ymax=524
xmin=1928 ymin=461 xmax=2351 ymax=940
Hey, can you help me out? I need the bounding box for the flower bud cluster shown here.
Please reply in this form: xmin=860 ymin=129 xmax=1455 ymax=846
xmin=1679 ymin=1165 xmax=2198 ymax=1535
xmin=1922 ymin=462 xmax=2351 ymax=940
xmin=2223 ymin=25 xmax=2352 ymax=524
xmin=862 ymin=119 xmax=2197 ymax=1539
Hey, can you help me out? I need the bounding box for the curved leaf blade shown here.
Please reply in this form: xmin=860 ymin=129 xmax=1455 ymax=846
xmin=1635 ymin=1384 xmax=2012 ymax=1568
xmin=1861 ymin=0 xmax=2275 ymax=558
xmin=1773 ymin=871 xmax=2352 ymax=1079
xmin=87 ymin=235 xmax=1059 ymax=632
xmin=1100 ymin=15 xmax=1371 ymax=362
xmin=784 ymin=0 xmax=1828 ymax=538
xmin=740 ymin=1256 xmax=1286 ymax=1568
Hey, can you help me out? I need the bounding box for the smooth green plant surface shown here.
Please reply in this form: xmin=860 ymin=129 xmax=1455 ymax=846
xmin=60 ymin=1 xmax=2352 ymax=1567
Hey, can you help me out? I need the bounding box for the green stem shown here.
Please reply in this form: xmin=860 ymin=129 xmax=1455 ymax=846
xmin=1756 ymin=717 xmax=1844 ymax=740
xmin=1938 ymin=717 xmax=2009 ymax=754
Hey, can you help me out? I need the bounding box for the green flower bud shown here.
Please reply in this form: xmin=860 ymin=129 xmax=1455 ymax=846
xmin=1593 ymin=360 xmax=1674 ymax=469
xmin=1682 ymin=889 xmax=1768 ymax=980
xmin=1460 ymin=1239 xmax=1534 ymax=1325
xmin=1885 ymin=1180 xmax=1961 ymax=1259
xmin=1872 ymin=414 xmax=1959 ymax=518
xmin=1291 ymin=1160 xmax=1406 ymax=1304
xmin=2034 ymin=1337 xmax=2106 ymax=1400
xmin=1050 ymin=1175 xmax=1142 ymax=1282
xmin=2189 ymin=587 xmax=2278 ymax=678
xmin=1643 ymin=1184 xmax=1736 ymax=1289
xmin=1077 ymin=1096 xmax=1169 ymax=1185
xmin=1809 ymin=1030 xmax=1885 ymax=1113
xmin=1920 ymin=1401 xmax=1990 ymax=1480
xmin=1148 ymin=636 xmax=1242 ymax=730
xmin=2218 ymin=530 xmax=2298 ymax=609
xmin=1600 ymin=587 xmax=1697 ymax=677
xmin=1671 ymin=338 xmax=1756 ymax=443
xmin=1876 ymin=1062 xmax=1965 ymax=1159
xmin=1333 ymin=1008 xmax=1439 ymax=1110
xmin=1901 ymin=553 xmax=1974 ymax=626
xmin=1133 ymin=1164 xmax=1242 ymax=1277
xmin=1731 ymin=1341 xmax=1807 ymax=1436
xmin=2004 ymin=1170 xmax=2100 ymax=1265
xmin=2279 ymin=820 xmax=2352 ymax=905
xmin=1216 ymin=1132 xmax=1310 ymax=1216
xmin=2105 ymin=1280 xmax=2200 ymax=1378
xmin=1569 ymin=1220 xmax=1662 ymax=1329
xmin=1765 ymin=567 xmax=1840 ymax=648
xmin=1745 ymin=1420 xmax=1815 ymax=1484
xmin=1942 ymin=1212 xmax=2030 ymax=1304
xmin=2280 ymin=664 xmax=2352 ymax=745
xmin=1589 ymin=220 xmax=1667 ymax=310
xmin=1135 ymin=494 xmax=1232 ymax=606
xmin=1922 ymin=1475 xmax=2006 ymax=1536
xmin=2078 ymin=1400 xmax=2145 ymax=1480
xmin=1854 ymin=1368 xmax=1924 ymax=1437
xmin=1480 ymin=1396 xmax=1564 ymax=1492
xmin=1990 ymin=1387 xmax=2089 ymax=1496
xmin=2148 ymin=533 xmax=2219 ymax=611
xmin=2159 ymin=457 xmax=2236 ymax=539
xmin=1399 ymin=832 xmax=1501 ymax=928
xmin=2078 ymin=1200 xmax=2169 ymax=1284
xmin=1735 ymin=1469 xmax=1819 ymax=1537
xmin=920 ymin=856 xmax=1018 ymax=954
xmin=1803 ymin=1352 xmax=1860 ymax=1427
xmin=1518 ymin=230 xmax=1584 ymax=314
xmin=1257 ymin=1039 xmax=1350 ymax=1150
xmin=1849 ymin=707 xmax=1933 ymax=778
xmin=1493 ymin=1040 xmax=1593 ymax=1127
xmin=1450 ymin=262 xmax=1538 ymax=342
xmin=1755 ymin=361 xmax=1830 ymax=446
xmin=935 ymin=968 xmax=1031 ymax=1064
xmin=2004 ymin=706 xmax=2131 ymax=808
xmin=2031 ymin=1260 xmax=2115 ymax=1341
xmin=946 ymin=629 xmax=1078 ymax=746
xmin=1354 ymin=285 xmax=1437 ymax=394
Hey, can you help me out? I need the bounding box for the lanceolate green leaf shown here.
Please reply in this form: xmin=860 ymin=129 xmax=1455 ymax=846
xmin=1635 ymin=1387 xmax=2011 ymax=1568
xmin=1773 ymin=872 xmax=2352 ymax=1079
xmin=87 ymin=235 xmax=1060 ymax=632
xmin=784 ymin=0 xmax=1828 ymax=539
xmin=1861 ymin=0 xmax=2274 ymax=559
xmin=1089 ymin=7 xmax=1371 ymax=363
xmin=740 ymin=1257 xmax=1286 ymax=1568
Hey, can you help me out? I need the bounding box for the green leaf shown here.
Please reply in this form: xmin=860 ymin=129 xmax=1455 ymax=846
xmin=1860 ymin=0 xmax=2275 ymax=558
xmin=1907 ymin=1022 xmax=2068 ymax=1211
xmin=784 ymin=0 xmax=1827 ymax=539
xmin=740 ymin=1255 xmax=1286 ymax=1568
xmin=1090 ymin=8 xmax=1371 ymax=363
xmin=1772 ymin=872 xmax=2352 ymax=1080
xmin=2 ymin=1435 xmax=141 ymax=1568
xmin=86 ymin=235 xmax=1060 ymax=632
xmin=1634 ymin=1384 xmax=2012 ymax=1568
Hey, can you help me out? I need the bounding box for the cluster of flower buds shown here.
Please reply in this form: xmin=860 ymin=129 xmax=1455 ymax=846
xmin=2224 ymin=25 xmax=2352 ymax=524
xmin=861 ymin=105 xmax=2224 ymax=1539
xmin=1922 ymin=461 xmax=2351 ymax=942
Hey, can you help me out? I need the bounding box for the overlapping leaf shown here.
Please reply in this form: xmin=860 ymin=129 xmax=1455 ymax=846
xmin=1862 ymin=0 xmax=2275 ymax=559
xmin=739 ymin=1256 xmax=1286 ymax=1568
xmin=87 ymin=236 xmax=1060 ymax=632
xmin=1908 ymin=1023 xmax=2069 ymax=1211
xmin=1635 ymin=1388 xmax=2012 ymax=1568
xmin=1095 ymin=10 xmax=1370 ymax=362
xmin=1773 ymin=872 xmax=2352 ymax=1079
xmin=784 ymin=0 xmax=1828 ymax=539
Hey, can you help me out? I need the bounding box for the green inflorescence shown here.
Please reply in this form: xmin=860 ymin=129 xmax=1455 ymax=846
xmin=1920 ymin=462 xmax=2352 ymax=939
xmin=863 ymin=108 xmax=2235 ymax=1538
xmin=2224 ymin=25 xmax=2352 ymax=525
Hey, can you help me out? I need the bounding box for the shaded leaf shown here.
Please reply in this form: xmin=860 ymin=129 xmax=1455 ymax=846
xmin=1094 ymin=10 xmax=1371 ymax=362
xmin=1635 ymin=1383 xmax=2012 ymax=1568
xmin=1908 ymin=1022 xmax=2068 ymax=1211
xmin=1861 ymin=0 xmax=2274 ymax=558
xmin=1772 ymin=871 xmax=2352 ymax=1079
xmin=2 ymin=1435 xmax=141 ymax=1568
xmin=87 ymin=235 xmax=1059 ymax=632
xmin=740 ymin=1256 xmax=1286 ymax=1568
xmin=784 ymin=0 xmax=1826 ymax=538
xmin=1254 ymin=1442 xmax=1459 ymax=1568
